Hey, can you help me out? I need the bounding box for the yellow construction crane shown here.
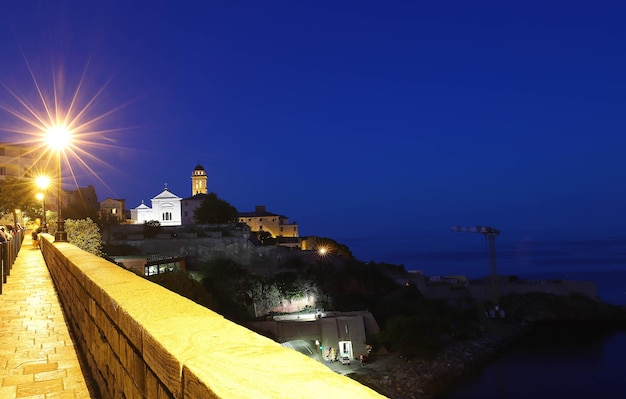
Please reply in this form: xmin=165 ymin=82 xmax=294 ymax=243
xmin=451 ymin=225 xmax=505 ymax=318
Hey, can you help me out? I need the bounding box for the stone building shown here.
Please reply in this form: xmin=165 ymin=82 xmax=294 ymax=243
xmin=99 ymin=198 xmax=126 ymax=223
xmin=130 ymin=185 xmax=182 ymax=226
xmin=238 ymin=205 xmax=299 ymax=238
xmin=191 ymin=162 xmax=208 ymax=195
xmin=248 ymin=311 xmax=378 ymax=362
xmin=0 ymin=142 xmax=47 ymax=180
xmin=65 ymin=185 xmax=99 ymax=215
xmin=182 ymin=163 xmax=209 ymax=225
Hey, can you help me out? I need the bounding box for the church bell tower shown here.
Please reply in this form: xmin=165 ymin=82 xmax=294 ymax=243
xmin=191 ymin=163 xmax=208 ymax=195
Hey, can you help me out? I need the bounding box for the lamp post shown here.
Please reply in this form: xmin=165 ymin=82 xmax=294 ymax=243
xmin=35 ymin=176 xmax=50 ymax=233
xmin=46 ymin=126 xmax=71 ymax=242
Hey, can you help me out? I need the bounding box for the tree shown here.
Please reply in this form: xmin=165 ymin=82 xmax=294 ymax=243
xmin=0 ymin=176 xmax=39 ymax=227
xmin=193 ymin=192 xmax=238 ymax=224
xmin=64 ymin=218 xmax=103 ymax=256
xmin=258 ymin=230 xmax=276 ymax=245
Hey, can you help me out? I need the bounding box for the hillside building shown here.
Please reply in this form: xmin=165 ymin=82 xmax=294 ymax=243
xmin=65 ymin=185 xmax=99 ymax=216
xmin=0 ymin=142 xmax=47 ymax=180
xmin=130 ymin=185 xmax=182 ymax=226
xmin=182 ymin=163 xmax=209 ymax=226
xmin=99 ymin=198 xmax=127 ymax=223
xmin=191 ymin=162 xmax=208 ymax=195
xmin=238 ymin=205 xmax=299 ymax=238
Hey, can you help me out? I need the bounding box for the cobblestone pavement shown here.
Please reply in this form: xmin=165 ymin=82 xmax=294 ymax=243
xmin=0 ymin=234 xmax=95 ymax=399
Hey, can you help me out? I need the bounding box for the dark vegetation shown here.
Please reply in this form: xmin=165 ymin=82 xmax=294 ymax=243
xmin=0 ymin=176 xmax=38 ymax=225
xmin=193 ymin=192 xmax=239 ymax=224
xmin=147 ymin=272 xmax=215 ymax=310
xmin=500 ymin=291 xmax=626 ymax=323
xmin=145 ymin=249 xmax=486 ymax=358
xmin=147 ymin=250 xmax=626 ymax=363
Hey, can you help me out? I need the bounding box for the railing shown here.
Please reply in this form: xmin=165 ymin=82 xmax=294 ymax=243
xmin=0 ymin=227 xmax=24 ymax=294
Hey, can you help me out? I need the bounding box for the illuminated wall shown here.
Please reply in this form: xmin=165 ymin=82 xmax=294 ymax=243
xmin=238 ymin=205 xmax=299 ymax=238
xmin=40 ymin=237 xmax=388 ymax=399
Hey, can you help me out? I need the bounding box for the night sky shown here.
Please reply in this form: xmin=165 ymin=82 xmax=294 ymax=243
xmin=1 ymin=1 xmax=625 ymax=261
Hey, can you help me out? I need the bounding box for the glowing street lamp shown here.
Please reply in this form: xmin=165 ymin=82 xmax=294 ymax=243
xmin=46 ymin=126 xmax=71 ymax=242
xmin=35 ymin=175 xmax=51 ymax=233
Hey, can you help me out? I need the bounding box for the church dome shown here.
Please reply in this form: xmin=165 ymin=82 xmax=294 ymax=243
xmin=194 ymin=163 xmax=205 ymax=171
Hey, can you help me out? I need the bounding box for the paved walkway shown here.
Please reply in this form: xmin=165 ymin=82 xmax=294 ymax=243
xmin=0 ymin=234 xmax=95 ymax=399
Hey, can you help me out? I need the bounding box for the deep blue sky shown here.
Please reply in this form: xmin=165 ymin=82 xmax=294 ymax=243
xmin=1 ymin=1 xmax=625 ymax=259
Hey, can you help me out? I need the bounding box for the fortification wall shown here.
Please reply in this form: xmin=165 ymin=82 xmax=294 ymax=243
xmin=40 ymin=236 xmax=386 ymax=399
xmin=112 ymin=236 xmax=283 ymax=267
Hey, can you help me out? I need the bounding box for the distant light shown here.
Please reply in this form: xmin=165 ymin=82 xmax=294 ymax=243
xmin=318 ymin=247 xmax=328 ymax=256
xmin=36 ymin=193 xmax=44 ymax=201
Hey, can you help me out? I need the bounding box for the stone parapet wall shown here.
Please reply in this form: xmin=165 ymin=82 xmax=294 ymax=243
xmin=40 ymin=236 xmax=386 ymax=399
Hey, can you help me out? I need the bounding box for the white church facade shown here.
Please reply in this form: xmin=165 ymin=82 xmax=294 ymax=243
xmin=130 ymin=185 xmax=183 ymax=226
xmin=130 ymin=164 xmax=208 ymax=226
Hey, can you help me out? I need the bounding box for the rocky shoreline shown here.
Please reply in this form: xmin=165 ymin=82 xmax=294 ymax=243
xmin=357 ymin=328 xmax=524 ymax=399
xmin=356 ymin=294 xmax=626 ymax=399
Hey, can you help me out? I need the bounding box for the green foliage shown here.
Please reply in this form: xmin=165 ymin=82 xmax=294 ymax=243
xmin=500 ymin=292 xmax=626 ymax=322
xmin=258 ymin=230 xmax=276 ymax=245
xmin=64 ymin=218 xmax=103 ymax=256
xmin=199 ymin=257 xmax=325 ymax=319
xmin=193 ymin=192 xmax=238 ymax=224
xmin=376 ymin=296 xmax=481 ymax=358
xmin=378 ymin=316 xmax=448 ymax=358
xmin=0 ymin=176 xmax=39 ymax=225
xmin=201 ymin=258 xmax=254 ymax=321
xmin=148 ymin=272 xmax=215 ymax=309
xmin=303 ymin=259 xmax=400 ymax=311
xmin=246 ymin=279 xmax=282 ymax=316
xmin=97 ymin=211 xmax=121 ymax=226
xmin=273 ymin=272 xmax=316 ymax=299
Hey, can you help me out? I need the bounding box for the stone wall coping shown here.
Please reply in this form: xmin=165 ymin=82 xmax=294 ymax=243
xmin=41 ymin=237 xmax=386 ymax=398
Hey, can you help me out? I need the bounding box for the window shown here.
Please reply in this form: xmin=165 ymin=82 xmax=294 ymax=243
xmin=0 ymin=167 xmax=5 ymax=175
xmin=162 ymin=212 xmax=172 ymax=221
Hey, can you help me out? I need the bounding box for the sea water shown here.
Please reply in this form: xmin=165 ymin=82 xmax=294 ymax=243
xmin=340 ymin=234 xmax=626 ymax=305
xmin=438 ymin=328 xmax=626 ymax=398
xmin=340 ymin=234 xmax=626 ymax=397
